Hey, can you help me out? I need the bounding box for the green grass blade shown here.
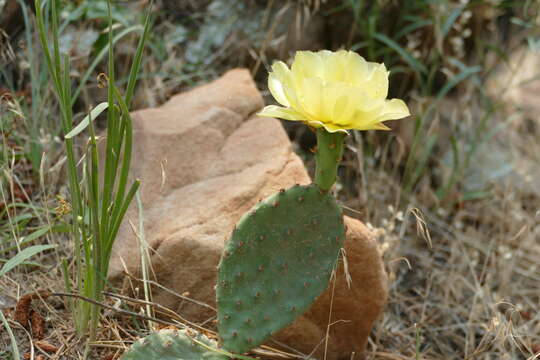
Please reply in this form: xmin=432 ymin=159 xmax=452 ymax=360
xmin=0 ymin=310 xmax=19 ymax=360
xmin=436 ymin=65 xmax=481 ymax=100
xmin=51 ymin=0 xmax=62 ymax=84
xmin=395 ymin=19 xmax=432 ymax=40
xmin=0 ymin=244 xmax=56 ymax=277
xmin=99 ymin=0 xmax=120 ymax=264
xmin=436 ymin=135 xmax=460 ymax=200
xmin=107 ymin=86 xmax=135 ymax=243
xmin=105 ymin=180 xmax=140 ymax=267
xmin=441 ymin=6 xmax=464 ymax=40
xmin=19 ymin=226 xmax=51 ymax=244
xmin=65 ymin=102 xmax=109 ymax=139
xmin=34 ymin=0 xmax=61 ymax=92
xmin=71 ymin=25 xmax=141 ymax=106
xmin=125 ymin=1 xmax=153 ymax=108
xmin=374 ymin=33 xmax=428 ymax=74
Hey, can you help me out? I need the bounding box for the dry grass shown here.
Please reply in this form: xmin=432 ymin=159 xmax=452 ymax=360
xmin=356 ymin=57 xmax=540 ymax=358
xmin=364 ymin=177 xmax=540 ymax=359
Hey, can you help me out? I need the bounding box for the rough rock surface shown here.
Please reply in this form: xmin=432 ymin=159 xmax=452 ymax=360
xmin=487 ymin=48 xmax=540 ymax=115
xmin=109 ymin=69 xmax=388 ymax=359
xmin=484 ymin=48 xmax=540 ymax=196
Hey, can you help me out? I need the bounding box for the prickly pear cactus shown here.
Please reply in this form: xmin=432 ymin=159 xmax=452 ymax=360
xmin=121 ymin=329 xmax=228 ymax=360
xmin=215 ymin=49 xmax=409 ymax=355
xmin=216 ymin=184 xmax=345 ymax=353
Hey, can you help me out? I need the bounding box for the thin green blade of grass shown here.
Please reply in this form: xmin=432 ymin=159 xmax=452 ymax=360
xmin=51 ymin=0 xmax=62 ymax=92
xmin=0 ymin=227 xmax=54 ymax=254
xmin=36 ymin=0 xmax=85 ymax=239
xmin=0 ymin=226 xmax=52 ymax=255
xmin=71 ymin=25 xmax=141 ymax=106
xmin=0 ymin=211 xmax=33 ymax=225
xmin=435 ymin=65 xmax=482 ymax=101
xmin=395 ymin=19 xmax=432 ymax=40
xmin=98 ymin=1 xmax=121 ymax=262
xmin=0 ymin=244 xmax=55 ymax=277
xmin=415 ymin=324 xmax=422 ymax=360
xmin=407 ymin=134 xmax=438 ymax=194
xmin=374 ymin=33 xmax=428 ymax=74
xmin=35 ymin=0 xmax=61 ymax=94
xmin=87 ymin=112 xmax=102 ymax=287
xmin=106 ymin=4 xmax=153 ymax=250
xmin=402 ymin=114 xmax=425 ymax=192
xmin=17 ymin=0 xmax=43 ymax=171
xmin=86 ymin=105 xmax=104 ymax=345
xmin=125 ymin=1 xmax=153 ymax=108
xmin=65 ymin=102 xmax=109 ymax=139
xmin=105 ymin=180 xmax=140 ymax=264
xmin=135 ymin=190 xmax=154 ymax=324
xmin=0 ymin=310 xmax=20 ymax=360
xmin=436 ymin=135 xmax=460 ymax=200
xmin=461 ymin=190 xmax=492 ymax=201
xmin=441 ymin=6 xmax=465 ymax=40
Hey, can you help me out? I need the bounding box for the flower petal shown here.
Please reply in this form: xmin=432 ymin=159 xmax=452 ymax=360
xmin=257 ymin=105 xmax=305 ymax=121
xmin=377 ymin=98 xmax=410 ymax=121
xmin=370 ymin=122 xmax=392 ymax=130
xmin=322 ymin=51 xmax=347 ymax=82
xmin=306 ymin=120 xmax=349 ymax=134
xmin=271 ymin=62 xmax=296 ymax=98
xmin=350 ymin=99 xmax=410 ymax=130
xmin=344 ymin=52 xmax=369 ymax=85
xmin=263 ymin=50 xmax=409 ymax=133
xmin=292 ymin=51 xmax=323 ymax=82
xmin=271 ymin=61 xmax=292 ymax=80
xmin=348 ymin=108 xmax=387 ymax=130
xmin=271 ymin=61 xmax=310 ymax=116
xmin=298 ymin=77 xmax=324 ymax=120
xmin=364 ymin=63 xmax=389 ymax=99
xmin=268 ymin=73 xmax=290 ymax=107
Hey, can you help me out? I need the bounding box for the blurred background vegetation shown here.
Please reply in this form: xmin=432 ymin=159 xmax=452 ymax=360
xmin=1 ymin=0 xmax=539 ymax=359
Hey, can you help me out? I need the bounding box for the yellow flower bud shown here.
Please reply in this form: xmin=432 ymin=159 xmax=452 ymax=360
xmin=258 ymin=50 xmax=410 ymax=133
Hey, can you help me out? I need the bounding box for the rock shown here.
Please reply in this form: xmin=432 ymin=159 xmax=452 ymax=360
xmin=482 ymin=48 xmax=540 ymax=197
xmin=487 ymin=48 xmax=540 ymax=115
xmin=109 ymin=69 xmax=388 ymax=359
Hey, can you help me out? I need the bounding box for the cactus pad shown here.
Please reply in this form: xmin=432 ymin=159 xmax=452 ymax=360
xmin=217 ymin=184 xmax=345 ymax=354
xmin=121 ymin=329 xmax=227 ymax=360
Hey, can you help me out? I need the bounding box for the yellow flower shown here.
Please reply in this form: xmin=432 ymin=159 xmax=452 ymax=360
xmin=258 ymin=50 xmax=410 ymax=133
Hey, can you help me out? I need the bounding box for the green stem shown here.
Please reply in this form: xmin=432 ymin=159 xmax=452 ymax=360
xmin=314 ymin=128 xmax=346 ymax=191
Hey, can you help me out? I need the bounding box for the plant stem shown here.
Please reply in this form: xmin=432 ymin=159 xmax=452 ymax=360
xmin=314 ymin=128 xmax=346 ymax=191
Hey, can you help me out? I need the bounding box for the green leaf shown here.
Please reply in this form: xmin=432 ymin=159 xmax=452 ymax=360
xmin=65 ymin=102 xmax=109 ymax=139
xmin=0 ymin=226 xmax=54 ymax=255
xmin=436 ymin=65 xmax=482 ymax=100
xmin=0 ymin=244 xmax=56 ymax=277
xmin=395 ymin=19 xmax=432 ymax=40
xmin=441 ymin=7 xmax=464 ymax=40
xmin=20 ymin=226 xmax=51 ymax=243
xmin=374 ymin=33 xmax=428 ymax=74
xmin=0 ymin=310 xmax=19 ymax=360
xmin=71 ymin=25 xmax=142 ymax=105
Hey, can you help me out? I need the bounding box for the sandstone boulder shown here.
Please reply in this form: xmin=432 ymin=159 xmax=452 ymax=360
xmin=109 ymin=69 xmax=388 ymax=359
